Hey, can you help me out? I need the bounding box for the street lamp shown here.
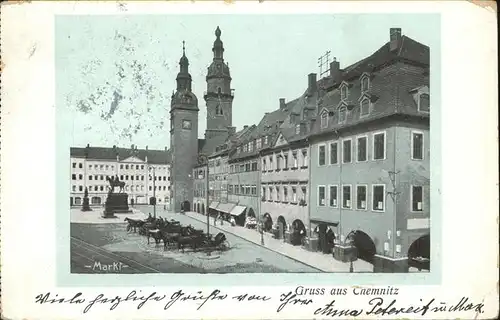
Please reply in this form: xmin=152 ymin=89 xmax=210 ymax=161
xmin=149 ymin=166 xmax=156 ymax=219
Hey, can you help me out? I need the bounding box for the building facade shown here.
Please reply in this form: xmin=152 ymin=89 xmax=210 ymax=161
xmin=70 ymin=145 xmax=171 ymax=207
xmin=309 ymin=28 xmax=430 ymax=272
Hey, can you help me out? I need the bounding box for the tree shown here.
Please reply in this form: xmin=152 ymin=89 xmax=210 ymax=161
xmin=81 ymin=187 xmax=92 ymax=212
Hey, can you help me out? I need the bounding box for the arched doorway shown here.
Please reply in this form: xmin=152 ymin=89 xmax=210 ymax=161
xmin=291 ymin=219 xmax=306 ymax=246
xmin=408 ymin=234 xmax=430 ymax=271
xmin=347 ymin=230 xmax=376 ymax=263
xmin=277 ymin=216 xmax=287 ymax=239
xmin=247 ymin=208 xmax=256 ymax=218
xmin=201 ymin=203 xmax=205 ymax=215
xmin=182 ymin=200 xmax=191 ymax=212
xmin=315 ymin=224 xmax=336 ymax=254
xmin=262 ymin=213 xmax=273 ymax=232
xmin=196 ymin=203 xmax=200 ymax=213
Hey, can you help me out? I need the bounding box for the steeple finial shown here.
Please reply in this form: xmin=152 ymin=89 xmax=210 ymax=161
xmin=215 ymin=26 xmax=221 ymax=38
xmin=182 ymin=40 xmax=186 ymax=55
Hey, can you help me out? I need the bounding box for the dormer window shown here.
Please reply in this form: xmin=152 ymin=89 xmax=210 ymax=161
xmin=418 ymin=93 xmax=430 ymax=112
xmin=320 ymin=111 xmax=328 ymax=129
xmin=340 ymin=84 xmax=348 ymax=100
xmin=360 ymin=98 xmax=370 ymax=116
xmin=361 ymin=75 xmax=370 ymax=92
xmin=338 ymin=106 xmax=347 ymax=123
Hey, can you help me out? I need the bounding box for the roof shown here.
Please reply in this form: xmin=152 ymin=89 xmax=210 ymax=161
xmin=70 ymin=146 xmax=171 ymax=164
xmin=310 ymin=43 xmax=429 ymax=137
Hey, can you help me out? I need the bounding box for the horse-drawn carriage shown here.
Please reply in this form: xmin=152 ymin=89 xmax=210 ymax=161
xmin=124 ymin=215 xmax=231 ymax=253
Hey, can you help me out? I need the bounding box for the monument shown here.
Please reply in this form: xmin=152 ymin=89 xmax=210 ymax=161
xmin=102 ymin=175 xmax=131 ymax=218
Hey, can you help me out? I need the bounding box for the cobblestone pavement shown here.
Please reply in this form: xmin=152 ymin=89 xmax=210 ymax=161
xmin=70 ymin=206 xmax=320 ymax=273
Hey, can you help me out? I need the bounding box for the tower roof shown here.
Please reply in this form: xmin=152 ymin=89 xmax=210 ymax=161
xmin=179 ymin=40 xmax=189 ymax=66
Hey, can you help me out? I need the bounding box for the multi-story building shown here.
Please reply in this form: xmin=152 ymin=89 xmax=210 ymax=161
xmin=70 ymin=144 xmax=171 ymax=207
xmin=308 ymin=28 xmax=430 ymax=272
xmin=260 ymin=75 xmax=318 ymax=241
xmin=226 ymin=125 xmax=260 ymax=225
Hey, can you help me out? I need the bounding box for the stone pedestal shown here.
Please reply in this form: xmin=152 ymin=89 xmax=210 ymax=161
xmin=102 ymin=193 xmax=131 ymax=218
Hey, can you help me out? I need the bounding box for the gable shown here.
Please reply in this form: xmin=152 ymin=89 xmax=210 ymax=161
xmin=274 ymin=132 xmax=289 ymax=147
xmin=121 ymin=156 xmax=144 ymax=163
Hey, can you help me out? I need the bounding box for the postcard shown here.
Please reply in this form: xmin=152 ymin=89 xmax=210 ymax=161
xmin=1 ymin=1 xmax=498 ymax=319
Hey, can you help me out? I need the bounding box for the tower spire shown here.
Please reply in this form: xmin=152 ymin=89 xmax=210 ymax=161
xmin=176 ymin=40 xmax=192 ymax=91
xmin=212 ymin=26 xmax=224 ymax=61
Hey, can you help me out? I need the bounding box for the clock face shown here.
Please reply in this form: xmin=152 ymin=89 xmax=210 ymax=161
xmin=182 ymin=120 xmax=192 ymax=130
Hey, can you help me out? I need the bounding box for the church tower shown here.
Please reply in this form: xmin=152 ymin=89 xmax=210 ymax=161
xmin=170 ymin=41 xmax=199 ymax=212
xmin=204 ymin=26 xmax=234 ymax=140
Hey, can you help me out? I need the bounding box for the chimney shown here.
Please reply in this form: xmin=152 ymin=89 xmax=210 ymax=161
xmin=389 ymin=28 xmax=402 ymax=52
xmin=308 ymin=73 xmax=317 ymax=94
xmin=279 ymin=98 xmax=286 ymax=109
xmin=145 ymin=145 xmax=148 ymax=151
xmin=330 ymin=57 xmax=341 ymax=83
xmin=165 ymin=146 xmax=168 ymax=151
xmin=86 ymin=143 xmax=90 ymax=148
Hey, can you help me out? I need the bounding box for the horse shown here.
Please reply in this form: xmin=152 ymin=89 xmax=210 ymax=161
xmin=124 ymin=217 xmax=145 ymax=233
xmin=106 ymin=176 xmax=125 ymax=193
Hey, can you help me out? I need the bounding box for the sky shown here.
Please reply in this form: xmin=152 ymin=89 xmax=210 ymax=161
xmin=55 ymin=14 xmax=439 ymax=150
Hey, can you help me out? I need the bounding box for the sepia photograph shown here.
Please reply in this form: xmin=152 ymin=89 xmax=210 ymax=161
xmin=62 ymin=14 xmax=432 ymax=274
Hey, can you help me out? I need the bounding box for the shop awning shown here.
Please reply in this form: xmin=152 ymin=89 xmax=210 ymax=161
xmin=209 ymin=201 xmax=219 ymax=209
xmin=230 ymin=205 xmax=246 ymax=216
xmin=217 ymin=202 xmax=236 ymax=214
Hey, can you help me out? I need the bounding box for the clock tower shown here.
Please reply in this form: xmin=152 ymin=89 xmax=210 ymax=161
xmin=204 ymin=26 xmax=234 ymax=140
xmin=170 ymin=41 xmax=199 ymax=212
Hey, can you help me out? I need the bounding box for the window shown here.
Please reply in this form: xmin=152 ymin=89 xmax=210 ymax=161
xmin=79 ymin=185 xmax=83 ymax=192
xmin=88 ymin=186 xmax=92 ymax=191
xmin=283 ymin=187 xmax=288 ymax=201
xmin=360 ymin=98 xmax=370 ymax=116
xmin=329 ymin=142 xmax=338 ymax=165
xmin=301 ymin=186 xmax=307 ymax=202
xmin=89 ymin=164 xmax=93 ymax=170
xmin=126 ymin=165 xmax=129 ymax=169
xmin=318 ymin=145 xmax=326 ymax=166
xmin=301 ymin=149 xmax=308 ymax=167
xmin=264 ymin=136 xmax=268 ymax=144
xmin=72 ymin=174 xmax=76 ymax=180
xmin=292 ymin=187 xmax=297 ymax=202
xmin=412 ymin=186 xmax=423 ymax=212
xmin=261 ymin=160 xmax=266 ymax=171
xmin=249 ymin=142 xmax=253 ymax=152
xmin=131 ymin=176 xmax=134 ymax=181
xmin=120 ymin=165 xmax=123 ymax=169
xmin=252 ymin=186 xmax=257 ymax=195
xmin=342 ymin=139 xmax=352 ymax=163
xmin=267 ymin=187 xmax=272 ymax=200
xmin=329 ymin=185 xmax=338 ymax=207
xmin=261 ymin=187 xmax=266 ymax=199
xmin=74 ymin=197 xmax=82 ymax=205
xmin=237 ymin=147 xmax=241 ymax=154
xmin=100 ymin=175 xmax=104 ymax=180
xmin=361 ymin=76 xmax=370 ymax=92
xmin=419 ymin=93 xmax=430 ymax=112
xmin=338 ymin=107 xmax=346 ymax=123
xmin=256 ymin=139 xmax=262 ymax=149
xmin=357 ymin=136 xmax=367 ymax=162
xmin=321 ymin=112 xmax=328 ymax=128
xmin=373 ymin=132 xmax=386 ymax=160
xmin=341 ymin=85 xmax=348 ymax=100
xmin=72 ymin=162 xmax=76 ymax=168
xmin=276 ymin=187 xmax=280 ymax=201
xmin=318 ymin=186 xmax=326 ymax=206
xmin=240 ymin=164 xmax=245 ymax=172
xmin=292 ymin=152 xmax=298 ymax=168
xmin=283 ymin=154 xmax=288 ymax=168
xmin=78 ymin=174 xmax=83 ymax=180
xmin=251 ymin=162 xmax=258 ymax=171
xmin=89 ymin=175 xmax=93 ymax=180
xmin=245 ymin=163 xmax=251 ymax=172
xmin=295 ymin=125 xmax=300 ymax=134
xmin=235 ymin=185 xmax=239 ymax=194
xmin=79 ymin=163 xmax=83 ymax=169
xmin=412 ymin=132 xmax=424 ymax=160
xmin=342 ymin=185 xmax=352 ymax=209
xmin=141 ymin=165 xmax=144 ymax=170
xmin=372 ymin=184 xmax=385 ymax=211
xmin=356 ymin=185 xmax=367 ymax=210
xmin=72 ymin=185 xmax=76 ymax=192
